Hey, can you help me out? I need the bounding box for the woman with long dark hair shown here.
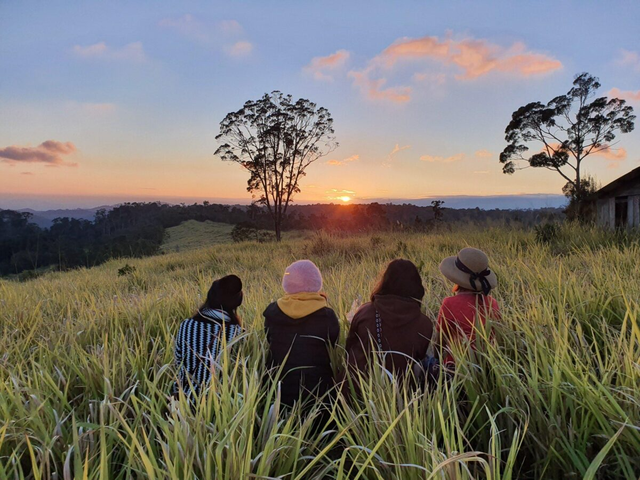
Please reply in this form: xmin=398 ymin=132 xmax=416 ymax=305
xmin=345 ymin=259 xmax=433 ymax=376
xmin=173 ymin=275 xmax=244 ymax=398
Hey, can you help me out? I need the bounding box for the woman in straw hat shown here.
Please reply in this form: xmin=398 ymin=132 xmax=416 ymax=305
xmin=437 ymin=247 xmax=500 ymax=367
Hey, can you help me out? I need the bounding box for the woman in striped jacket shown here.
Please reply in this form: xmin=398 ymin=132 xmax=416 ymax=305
xmin=173 ymin=274 xmax=244 ymax=398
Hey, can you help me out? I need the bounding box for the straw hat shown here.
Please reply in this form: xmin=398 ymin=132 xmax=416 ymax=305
xmin=439 ymin=247 xmax=497 ymax=294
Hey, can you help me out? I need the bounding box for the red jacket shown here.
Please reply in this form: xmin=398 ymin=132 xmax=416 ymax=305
xmin=437 ymin=292 xmax=500 ymax=365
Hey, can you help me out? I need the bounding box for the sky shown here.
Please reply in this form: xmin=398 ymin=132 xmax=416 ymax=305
xmin=1 ymin=0 xmax=640 ymax=209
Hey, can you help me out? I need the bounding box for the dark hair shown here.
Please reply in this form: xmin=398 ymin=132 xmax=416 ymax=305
xmin=194 ymin=274 xmax=243 ymax=325
xmin=370 ymin=259 xmax=425 ymax=302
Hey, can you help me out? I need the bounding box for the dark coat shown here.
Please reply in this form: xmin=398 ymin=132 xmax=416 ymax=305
xmin=263 ymin=302 xmax=340 ymax=407
xmin=345 ymin=294 xmax=433 ymax=375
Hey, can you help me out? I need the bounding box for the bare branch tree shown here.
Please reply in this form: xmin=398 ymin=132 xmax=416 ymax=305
xmin=215 ymin=91 xmax=337 ymax=240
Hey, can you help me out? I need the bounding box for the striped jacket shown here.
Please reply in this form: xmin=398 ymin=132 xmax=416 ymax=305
xmin=174 ymin=308 xmax=243 ymax=396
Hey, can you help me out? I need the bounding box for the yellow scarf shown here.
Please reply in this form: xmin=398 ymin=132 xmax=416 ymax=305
xmin=277 ymin=293 xmax=327 ymax=319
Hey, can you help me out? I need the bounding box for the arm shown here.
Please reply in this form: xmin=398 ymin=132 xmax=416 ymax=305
xmin=174 ymin=322 xmax=184 ymax=367
xmin=328 ymin=310 xmax=340 ymax=347
xmin=433 ymin=304 xmax=448 ymax=359
xmin=344 ymin=310 xmax=370 ymax=373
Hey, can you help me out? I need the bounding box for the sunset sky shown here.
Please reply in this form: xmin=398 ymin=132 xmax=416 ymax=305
xmin=1 ymin=1 xmax=640 ymax=208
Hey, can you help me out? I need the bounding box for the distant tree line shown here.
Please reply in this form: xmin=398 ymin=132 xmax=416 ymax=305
xmin=0 ymin=201 xmax=563 ymax=277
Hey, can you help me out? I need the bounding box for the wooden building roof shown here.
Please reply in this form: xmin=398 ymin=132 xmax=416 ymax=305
xmin=597 ymin=166 xmax=640 ymax=198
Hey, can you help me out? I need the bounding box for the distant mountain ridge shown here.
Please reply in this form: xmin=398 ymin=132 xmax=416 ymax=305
xmin=364 ymin=194 xmax=567 ymax=210
xmin=10 ymin=194 xmax=567 ymax=228
xmin=18 ymin=207 xmax=111 ymax=228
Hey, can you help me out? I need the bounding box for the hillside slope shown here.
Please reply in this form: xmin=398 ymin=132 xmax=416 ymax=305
xmin=161 ymin=220 xmax=235 ymax=252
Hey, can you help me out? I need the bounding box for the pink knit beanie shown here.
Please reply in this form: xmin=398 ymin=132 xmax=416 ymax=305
xmin=282 ymin=260 xmax=323 ymax=294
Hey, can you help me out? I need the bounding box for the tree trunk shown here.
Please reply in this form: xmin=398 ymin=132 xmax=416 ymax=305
xmin=274 ymin=217 xmax=282 ymax=242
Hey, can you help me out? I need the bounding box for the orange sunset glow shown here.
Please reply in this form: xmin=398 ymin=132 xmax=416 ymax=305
xmin=1 ymin=1 xmax=638 ymax=211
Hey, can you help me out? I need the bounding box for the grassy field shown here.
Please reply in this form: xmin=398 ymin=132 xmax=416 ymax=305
xmin=161 ymin=220 xmax=235 ymax=253
xmin=161 ymin=220 xmax=301 ymax=253
xmin=1 ymin=225 xmax=639 ymax=478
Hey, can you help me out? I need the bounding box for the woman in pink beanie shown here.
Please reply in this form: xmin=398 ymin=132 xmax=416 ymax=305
xmin=263 ymin=259 xmax=340 ymax=408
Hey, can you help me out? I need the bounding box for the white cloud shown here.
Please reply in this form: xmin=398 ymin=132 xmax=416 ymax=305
xmin=218 ymin=20 xmax=243 ymax=35
xmin=615 ymin=49 xmax=640 ymax=72
xmin=159 ymin=14 xmax=209 ymax=42
xmin=225 ymin=41 xmax=253 ymax=57
xmin=73 ymin=42 xmax=146 ymax=62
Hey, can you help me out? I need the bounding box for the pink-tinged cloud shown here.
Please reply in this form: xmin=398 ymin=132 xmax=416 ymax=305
xmin=378 ymin=35 xmax=561 ymax=80
xmin=349 ymin=71 xmax=411 ymax=103
xmin=350 ymin=34 xmax=561 ymax=103
xmin=326 ymin=154 xmax=359 ymax=166
xmin=72 ymin=42 xmax=146 ymax=62
xmin=609 ymin=88 xmax=640 ymax=103
xmin=304 ymin=50 xmax=350 ymax=81
xmin=21 ymin=172 xmax=34 ymax=175
xmin=593 ymin=146 xmax=627 ymax=168
xmin=420 ymin=153 xmax=465 ymax=163
xmin=543 ymin=143 xmax=627 ymax=169
xmin=0 ymin=141 xmax=78 ymax=167
xmin=225 ymin=41 xmax=253 ymax=57
xmin=475 ymin=149 xmax=493 ymax=158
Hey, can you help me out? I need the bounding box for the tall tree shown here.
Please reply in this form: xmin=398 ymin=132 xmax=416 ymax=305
xmin=500 ymin=73 xmax=635 ymax=219
xmin=215 ymin=91 xmax=337 ymax=240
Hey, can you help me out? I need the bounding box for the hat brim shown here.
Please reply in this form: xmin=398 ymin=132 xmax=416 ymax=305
xmin=439 ymin=256 xmax=497 ymax=292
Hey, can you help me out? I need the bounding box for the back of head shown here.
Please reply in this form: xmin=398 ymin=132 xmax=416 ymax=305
xmin=205 ymin=274 xmax=243 ymax=315
xmin=282 ymin=259 xmax=323 ymax=294
xmin=371 ymin=259 xmax=425 ymax=302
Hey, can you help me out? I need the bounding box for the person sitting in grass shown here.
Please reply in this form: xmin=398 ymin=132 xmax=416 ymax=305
xmin=264 ymin=260 xmax=340 ymax=408
xmin=436 ymin=247 xmax=500 ymax=368
xmin=173 ymin=275 xmax=244 ymax=399
xmin=345 ymin=259 xmax=433 ymax=380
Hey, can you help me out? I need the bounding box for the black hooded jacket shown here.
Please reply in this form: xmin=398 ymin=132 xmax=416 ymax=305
xmin=263 ymin=302 xmax=340 ymax=407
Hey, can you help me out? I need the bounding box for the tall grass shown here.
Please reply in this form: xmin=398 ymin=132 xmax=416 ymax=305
xmin=0 ymin=225 xmax=638 ymax=478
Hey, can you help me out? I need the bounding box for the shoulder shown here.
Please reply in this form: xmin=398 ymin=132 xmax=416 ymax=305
xmin=322 ymin=306 xmax=340 ymax=324
xmin=418 ymin=311 xmax=434 ymax=331
xmin=356 ymin=302 xmax=375 ymax=316
xmin=178 ymin=317 xmax=195 ymax=330
xmin=441 ymin=296 xmax=455 ymax=306
xmin=351 ymin=302 xmax=375 ymax=327
xmin=263 ymin=302 xmax=281 ymax=319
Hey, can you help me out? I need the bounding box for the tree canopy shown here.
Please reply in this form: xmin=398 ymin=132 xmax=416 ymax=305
xmin=500 ymin=73 xmax=635 ymax=218
xmin=215 ymin=91 xmax=337 ymax=240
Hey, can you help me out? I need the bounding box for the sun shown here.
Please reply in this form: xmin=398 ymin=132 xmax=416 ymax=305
xmin=339 ymin=196 xmax=351 ymax=203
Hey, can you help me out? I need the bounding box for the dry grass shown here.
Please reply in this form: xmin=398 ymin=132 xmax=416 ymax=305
xmin=0 ymin=225 xmax=639 ymax=478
